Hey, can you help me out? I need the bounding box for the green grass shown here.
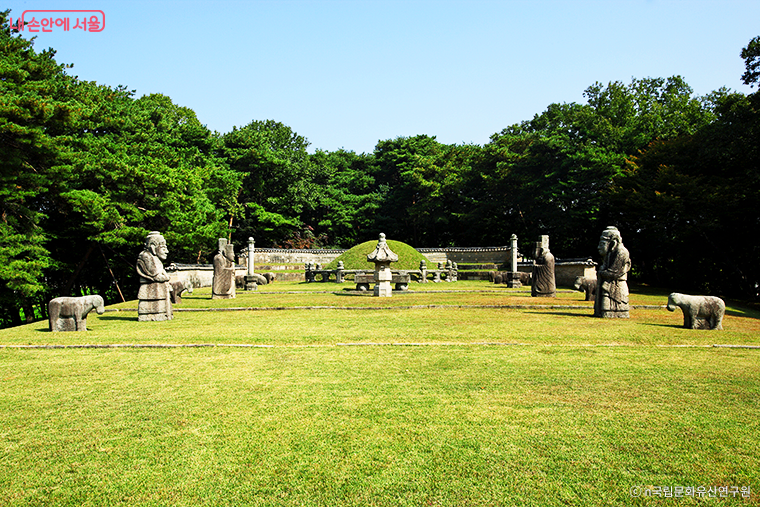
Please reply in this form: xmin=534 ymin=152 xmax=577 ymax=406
xmin=324 ymin=240 xmax=428 ymax=270
xmin=1 ymin=281 xmax=758 ymax=506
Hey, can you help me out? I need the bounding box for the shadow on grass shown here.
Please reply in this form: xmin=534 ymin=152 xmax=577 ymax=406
xmin=98 ymin=315 xmax=137 ymax=322
xmin=523 ymin=311 xmax=596 ymax=318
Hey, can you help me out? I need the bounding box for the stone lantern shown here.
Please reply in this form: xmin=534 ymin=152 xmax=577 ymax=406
xmin=367 ymin=233 xmax=398 ymax=297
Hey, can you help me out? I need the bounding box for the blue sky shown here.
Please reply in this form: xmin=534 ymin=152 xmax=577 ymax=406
xmin=6 ymin=0 xmax=759 ymax=153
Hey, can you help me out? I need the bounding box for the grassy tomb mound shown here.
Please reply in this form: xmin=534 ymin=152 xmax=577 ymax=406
xmin=325 ymin=239 xmax=428 ymax=271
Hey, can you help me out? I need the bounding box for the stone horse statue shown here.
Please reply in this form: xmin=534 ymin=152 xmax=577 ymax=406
xmin=48 ymin=295 xmax=105 ymax=332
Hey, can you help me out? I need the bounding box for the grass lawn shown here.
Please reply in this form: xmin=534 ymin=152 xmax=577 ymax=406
xmin=1 ymin=281 xmax=758 ymax=506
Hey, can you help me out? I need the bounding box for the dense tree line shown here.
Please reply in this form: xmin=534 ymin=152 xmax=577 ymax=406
xmin=1 ymin=12 xmax=758 ymax=326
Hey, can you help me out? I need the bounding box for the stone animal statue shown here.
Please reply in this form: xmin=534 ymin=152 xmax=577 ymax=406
xmin=48 ymin=295 xmax=105 ymax=332
xmin=666 ymin=292 xmax=725 ymax=330
xmin=170 ymin=280 xmax=193 ymax=304
xmin=236 ymin=273 xmax=270 ymax=287
xmin=491 ymin=271 xmax=531 ymax=285
xmin=573 ymin=276 xmax=597 ymax=301
xmin=262 ymin=272 xmax=276 ymax=283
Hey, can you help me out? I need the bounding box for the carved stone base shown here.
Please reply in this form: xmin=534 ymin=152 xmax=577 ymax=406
xmin=374 ymin=281 xmax=393 ymax=297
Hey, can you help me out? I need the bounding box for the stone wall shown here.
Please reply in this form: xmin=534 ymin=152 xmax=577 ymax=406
xmin=417 ymin=246 xmax=513 ymax=264
xmin=250 ymin=248 xmax=346 ymax=265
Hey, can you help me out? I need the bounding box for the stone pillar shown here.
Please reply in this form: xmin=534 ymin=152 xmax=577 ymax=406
xmin=419 ymin=260 xmax=428 ymax=283
xmin=367 ymin=233 xmax=398 ymax=297
xmin=245 ymin=237 xmax=257 ymax=291
xmin=336 ymin=261 xmax=345 ymax=283
xmin=507 ymin=234 xmax=522 ymax=288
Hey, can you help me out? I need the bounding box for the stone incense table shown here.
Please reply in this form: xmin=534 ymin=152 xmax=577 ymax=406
xmin=367 ymin=233 xmax=398 ymax=297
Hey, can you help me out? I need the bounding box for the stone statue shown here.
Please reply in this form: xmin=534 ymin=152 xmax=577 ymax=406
xmin=667 ymin=293 xmax=725 ymax=330
xmin=170 ymin=280 xmax=193 ymax=304
xmin=594 ymin=226 xmax=630 ymax=318
xmin=212 ymin=238 xmax=236 ymax=299
xmin=531 ymin=236 xmax=556 ymax=297
xmin=48 ymin=295 xmax=105 ymax=331
xmin=573 ymin=276 xmax=597 ymax=301
xmin=136 ymin=231 xmax=173 ymax=321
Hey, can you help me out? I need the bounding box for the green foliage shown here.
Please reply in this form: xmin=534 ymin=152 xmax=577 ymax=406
xmin=0 ymin=10 xmax=77 ymax=323
xmin=220 ymin=120 xmax=316 ymax=247
xmin=308 ymin=149 xmax=382 ymax=247
xmin=609 ymin=87 xmax=760 ymax=297
xmin=741 ymin=35 xmax=760 ymax=87
xmin=471 ymin=77 xmax=719 ymax=257
xmin=0 ymin=12 xmax=242 ymax=325
xmin=372 ymin=136 xmax=479 ymax=247
xmin=325 ymin=239 xmax=428 ymax=271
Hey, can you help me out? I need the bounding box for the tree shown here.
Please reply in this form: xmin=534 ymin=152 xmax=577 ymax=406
xmin=608 ymin=83 xmax=759 ymax=298
xmin=44 ymin=87 xmax=242 ymax=301
xmin=741 ymin=35 xmax=760 ymax=87
xmin=0 ymin=10 xmax=78 ymax=324
xmin=219 ymin=120 xmax=317 ymax=247
xmin=476 ymin=77 xmax=718 ymax=257
xmin=308 ymin=149 xmax=381 ymax=247
xmin=372 ymin=135 xmax=475 ymax=247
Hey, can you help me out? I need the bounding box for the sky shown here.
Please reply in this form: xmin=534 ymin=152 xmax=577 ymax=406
xmin=5 ymin=0 xmax=759 ymax=154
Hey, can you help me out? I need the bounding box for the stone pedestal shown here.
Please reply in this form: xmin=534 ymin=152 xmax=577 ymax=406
xmin=374 ymin=263 xmax=393 ymax=297
xmin=506 ymin=271 xmax=522 ymax=288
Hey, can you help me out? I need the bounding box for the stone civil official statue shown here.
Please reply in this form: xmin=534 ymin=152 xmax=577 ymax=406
xmin=212 ymin=238 xmax=236 ymax=299
xmin=531 ymin=242 xmax=556 ymax=298
xmin=594 ymin=226 xmax=631 ymax=318
xmin=136 ymin=231 xmax=173 ymax=321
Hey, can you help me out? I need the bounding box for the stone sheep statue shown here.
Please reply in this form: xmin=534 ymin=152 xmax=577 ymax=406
xmin=573 ymin=276 xmax=597 ymax=301
xmin=48 ymin=295 xmax=105 ymax=332
xmin=666 ymin=292 xmax=725 ymax=330
xmin=170 ymin=280 xmax=193 ymax=304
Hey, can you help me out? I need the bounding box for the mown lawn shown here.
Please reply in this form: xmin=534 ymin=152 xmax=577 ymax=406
xmin=0 ymin=282 xmax=758 ymax=506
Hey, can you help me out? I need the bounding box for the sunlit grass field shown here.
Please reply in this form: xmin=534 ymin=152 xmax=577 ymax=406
xmin=1 ymin=281 xmax=758 ymax=506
